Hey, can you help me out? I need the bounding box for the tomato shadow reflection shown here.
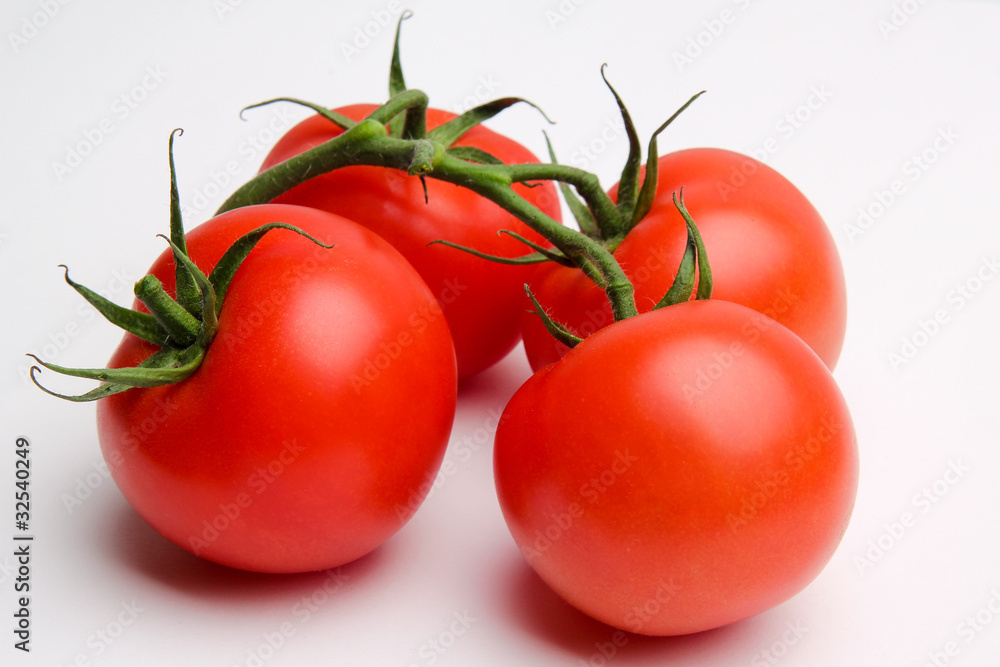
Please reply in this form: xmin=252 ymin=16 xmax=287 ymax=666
xmin=457 ymin=344 xmax=533 ymax=409
xmin=499 ymin=555 xmax=765 ymax=664
xmin=102 ymin=499 xmax=392 ymax=606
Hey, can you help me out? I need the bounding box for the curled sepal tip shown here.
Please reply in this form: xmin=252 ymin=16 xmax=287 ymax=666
xmin=168 ymin=128 xmax=200 ymax=316
xmin=427 ymin=238 xmax=570 ymax=267
xmin=206 ymin=222 xmax=334 ymax=316
xmin=240 ymin=97 xmax=356 ymax=131
xmin=524 ymin=284 xmax=583 ymax=349
xmin=388 ymin=9 xmax=415 ymax=99
xmin=27 ymin=345 xmax=204 ymax=403
xmin=60 ymin=265 xmax=169 ymax=346
xmin=600 ymin=64 xmax=641 ymax=232
xmin=653 ymin=188 xmax=712 ymax=309
xmin=428 ymin=97 xmax=554 ymax=149
xmin=629 ymin=91 xmax=706 ymax=232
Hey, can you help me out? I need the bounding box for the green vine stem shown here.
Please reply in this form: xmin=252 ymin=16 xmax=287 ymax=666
xmin=216 ymin=100 xmax=640 ymax=321
xmin=29 ymin=133 xmax=335 ymax=402
xmin=217 ymin=15 xmax=705 ymax=328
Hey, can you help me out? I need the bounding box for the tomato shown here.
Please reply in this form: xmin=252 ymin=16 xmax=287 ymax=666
xmin=96 ymin=204 xmax=457 ymax=573
xmin=495 ymin=300 xmax=857 ymax=635
xmin=521 ymin=148 xmax=846 ymax=372
xmin=260 ymin=104 xmax=563 ymax=379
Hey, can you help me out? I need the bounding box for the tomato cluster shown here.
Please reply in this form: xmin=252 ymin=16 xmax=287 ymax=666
xmin=31 ymin=21 xmax=857 ymax=639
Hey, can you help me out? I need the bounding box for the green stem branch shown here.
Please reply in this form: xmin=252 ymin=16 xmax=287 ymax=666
xmin=216 ymin=111 xmax=638 ymax=319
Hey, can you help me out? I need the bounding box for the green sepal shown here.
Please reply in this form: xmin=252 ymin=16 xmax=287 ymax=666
xmin=675 ymin=188 xmax=713 ymax=300
xmin=158 ymin=235 xmax=218 ymax=343
xmin=600 ymin=65 xmax=641 ymax=230
xmin=653 ymin=232 xmax=697 ymax=309
xmin=629 ymin=91 xmax=705 ymax=232
xmin=427 ymin=238 xmax=571 ymax=267
xmin=241 ymin=97 xmax=355 ymax=131
xmin=524 ymin=284 xmax=583 ymax=349
xmin=653 ymin=188 xmax=712 ymax=309
xmin=59 ymin=266 xmax=168 ymax=346
xmin=167 ymin=129 xmax=201 ymax=317
xmin=133 ymin=274 xmax=200 ymax=348
xmin=498 ymin=230 xmax=575 ymax=267
xmin=387 ymin=10 xmax=414 ymax=137
xmin=27 ymin=345 xmax=205 ymax=402
xmin=30 ymin=372 xmax=133 ymax=403
xmin=207 ymin=222 xmax=334 ymax=314
xmin=446 ymin=146 xmax=503 ymax=165
xmin=428 ymin=97 xmax=553 ymax=148
xmin=388 ymin=10 xmax=412 ymax=97
xmin=541 ymin=131 xmax=600 ymax=238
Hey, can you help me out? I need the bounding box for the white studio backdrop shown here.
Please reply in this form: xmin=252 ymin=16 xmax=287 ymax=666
xmin=2 ymin=1 xmax=1000 ymax=665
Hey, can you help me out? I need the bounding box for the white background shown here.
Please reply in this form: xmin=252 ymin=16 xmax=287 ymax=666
xmin=3 ymin=0 xmax=1000 ymax=665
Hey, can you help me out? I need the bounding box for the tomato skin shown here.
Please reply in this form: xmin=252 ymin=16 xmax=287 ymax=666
xmin=496 ymin=301 xmax=857 ymax=635
xmin=96 ymin=204 xmax=457 ymax=573
xmin=522 ymin=148 xmax=846 ymax=372
xmin=260 ymin=104 xmax=562 ymax=379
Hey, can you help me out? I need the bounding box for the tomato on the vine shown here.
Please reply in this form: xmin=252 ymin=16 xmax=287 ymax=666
xmin=260 ymin=104 xmax=562 ymax=379
xmin=496 ymin=300 xmax=857 ymax=635
xmin=92 ymin=203 xmax=457 ymax=573
xmin=522 ymin=148 xmax=846 ymax=372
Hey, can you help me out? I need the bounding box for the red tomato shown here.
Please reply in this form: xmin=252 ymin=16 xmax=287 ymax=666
xmin=260 ymin=104 xmax=562 ymax=379
xmin=97 ymin=204 xmax=457 ymax=573
xmin=496 ymin=300 xmax=857 ymax=635
xmin=522 ymin=148 xmax=846 ymax=372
